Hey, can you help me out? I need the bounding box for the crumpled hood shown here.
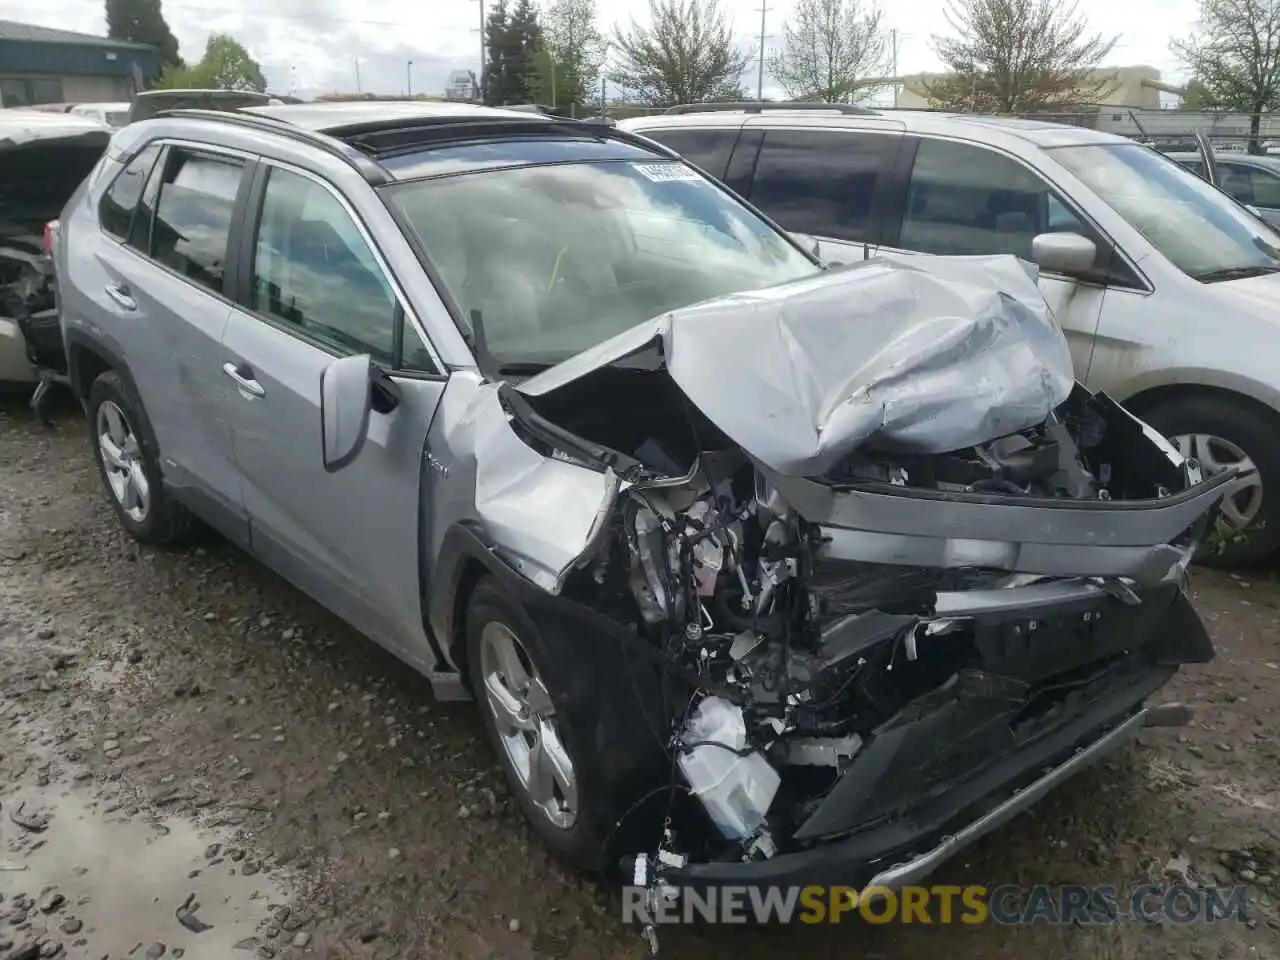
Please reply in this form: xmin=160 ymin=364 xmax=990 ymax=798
xmin=517 ymin=254 xmax=1075 ymax=477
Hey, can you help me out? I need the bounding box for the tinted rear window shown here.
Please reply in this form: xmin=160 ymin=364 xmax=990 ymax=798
xmin=100 ymin=144 xmax=163 ymax=239
xmin=151 ymin=150 xmax=245 ymax=294
xmin=748 ymin=130 xmax=899 ymax=243
xmin=641 ymin=128 xmax=738 ymax=180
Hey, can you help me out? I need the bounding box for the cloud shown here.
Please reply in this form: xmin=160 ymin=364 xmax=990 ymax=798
xmin=0 ymin=0 xmax=1203 ymax=100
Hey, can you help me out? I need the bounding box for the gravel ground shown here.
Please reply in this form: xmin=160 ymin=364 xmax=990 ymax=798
xmin=1 ymin=393 xmax=1279 ymax=960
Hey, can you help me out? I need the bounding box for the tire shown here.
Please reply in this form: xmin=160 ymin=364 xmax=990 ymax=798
xmin=1140 ymin=394 xmax=1280 ymax=568
xmin=87 ymin=370 xmax=198 ymax=546
xmin=464 ymin=576 xmax=613 ymax=871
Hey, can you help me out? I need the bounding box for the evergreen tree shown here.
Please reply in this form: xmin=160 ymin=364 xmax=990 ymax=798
xmin=105 ymin=0 xmax=184 ymax=71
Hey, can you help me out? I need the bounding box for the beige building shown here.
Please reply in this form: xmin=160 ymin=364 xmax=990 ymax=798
xmin=892 ymin=65 xmax=1173 ymax=110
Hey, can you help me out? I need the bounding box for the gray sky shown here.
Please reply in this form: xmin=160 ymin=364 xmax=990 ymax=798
xmin=3 ymin=0 xmax=1202 ymax=100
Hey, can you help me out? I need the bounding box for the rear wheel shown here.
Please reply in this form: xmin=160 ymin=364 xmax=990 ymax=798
xmin=1140 ymin=394 xmax=1280 ymax=567
xmin=87 ymin=370 xmax=198 ymax=546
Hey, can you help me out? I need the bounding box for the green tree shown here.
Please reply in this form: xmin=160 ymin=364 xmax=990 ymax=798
xmin=1178 ymin=76 xmax=1215 ymax=110
xmin=768 ymin=0 xmax=890 ymax=102
xmin=483 ymin=0 xmax=543 ymax=104
xmin=105 ymin=0 xmax=183 ymax=72
xmin=1172 ymin=0 xmax=1280 ymax=152
xmin=924 ymin=0 xmax=1117 ymax=113
xmin=154 ymin=33 xmax=266 ymax=92
xmin=528 ymin=0 xmax=607 ymax=110
xmin=611 ymin=0 xmax=750 ymax=106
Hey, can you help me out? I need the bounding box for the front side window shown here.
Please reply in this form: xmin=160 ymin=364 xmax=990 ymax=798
xmin=1217 ymin=163 xmax=1256 ymax=204
xmin=900 ymin=138 xmax=1092 ymax=261
xmin=748 ymin=130 xmax=898 ymax=243
xmin=1230 ymin=162 xmax=1280 ymax=208
xmin=385 ymin=159 xmax=816 ymax=366
xmin=151 ymin=149 xmax=244 ymax=295
xmin=1052 ymin=143 xmax=1280 ymax=282
xmin=251 ymin=167 xmax=405 ymax=365
xmin=643 ymin=129 xmax=737 ymax=180
xmin=100 ymin=143 xmax=163 ymax=240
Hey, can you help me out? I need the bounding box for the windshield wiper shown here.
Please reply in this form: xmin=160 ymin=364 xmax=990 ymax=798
xmin=495 ymin=361 xmax=551 ymax=377
xmin=1193 ymin=265 xmax=1280 ymax=283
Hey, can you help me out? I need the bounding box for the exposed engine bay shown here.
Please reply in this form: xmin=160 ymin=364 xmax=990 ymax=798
xmin=1 ymin=231 xmax=60 ymax=370
xmin=524 ymin=371 xmax=1216 ymax=873
xmin=437 ymin=255 xmax=1239 ymax=942
xmin=0 ymin=129 xmax=110 ymax=379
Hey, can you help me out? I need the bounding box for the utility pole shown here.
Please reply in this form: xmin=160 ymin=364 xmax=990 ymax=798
xmin=756 ymin=4 xmax=770 ymax=101
xmin=478 ymin=0 xmax=487 ymax=103
xmin=407 ymin=60 xmax=414 ymax=97
xmin=890 ymin=29 xmax=898 ymax=107
xmin=354 ymin=58 xmax=362 ymax=94
xmin=551 ymin=57 xmax=557 ymax=108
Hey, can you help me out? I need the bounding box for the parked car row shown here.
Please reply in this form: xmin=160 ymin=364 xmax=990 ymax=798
xmin=619 ymin=104 xmax=1280 ymax=567
xmin=18 ymin=100 xmax=1237 ymax=930
xmin=24 ymin=100 xmax=130 ymax=128
xmin=1166 ymin=148 xmax=1280 ymax=229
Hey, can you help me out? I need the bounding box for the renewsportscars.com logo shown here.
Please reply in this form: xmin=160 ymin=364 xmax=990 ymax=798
xmin=622 ymin=883 xmax=1251 ymax=925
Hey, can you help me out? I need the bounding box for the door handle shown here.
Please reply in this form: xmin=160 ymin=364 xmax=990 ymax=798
xmin=104 ymin=282 xmax=136 ymax=311
xmin=222 ymin=361 xmax=266 ymax=398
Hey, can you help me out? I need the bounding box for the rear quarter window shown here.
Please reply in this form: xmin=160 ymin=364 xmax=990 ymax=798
xmin=640 ymin=128 xmax=738 ymax=181
xmin=748 ymin=129 xmax=899 ymax=244
xmin=98 ymin=143 xmax=163 ymax=240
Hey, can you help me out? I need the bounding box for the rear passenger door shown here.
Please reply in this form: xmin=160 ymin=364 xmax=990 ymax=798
xmin=94 ymin=143 xmax=251 ymax=544
xmin=220 ymin=161 xmax=446 ymax=666
xmin=743 ymin=128 xmax=905 ymax=264
xmin=879 ymin=136 xmax=1109 ymax=378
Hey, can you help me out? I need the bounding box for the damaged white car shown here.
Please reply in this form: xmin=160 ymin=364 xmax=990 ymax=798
xmin=59 ymin=107 xmax=1241 ymax=923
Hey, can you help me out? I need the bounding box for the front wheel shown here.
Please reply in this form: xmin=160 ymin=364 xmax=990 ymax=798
xmin=464 ymin=577 xmax=611 ymax=871
xmin=1140 ymin=394 xmax=1280 ymax=567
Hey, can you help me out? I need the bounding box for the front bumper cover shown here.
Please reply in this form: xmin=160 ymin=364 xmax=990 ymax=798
xmin=661 ymin=584 xmax=1208 ymax=891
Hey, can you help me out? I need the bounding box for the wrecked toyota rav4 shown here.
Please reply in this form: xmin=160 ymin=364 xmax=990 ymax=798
xmin=0 ymin=109 xmax=109 ymax=391
xmin=62 ymin=109 xmax=1240 ymax=927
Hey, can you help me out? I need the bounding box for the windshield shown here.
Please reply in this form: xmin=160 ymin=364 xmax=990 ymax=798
xmin=383 ymin=159 xmax=817 ymax=366
xmin=105 ymin=110 xmax=128 ymax=128
xmin=1051 ymin=142 xmax=1280 ymax=282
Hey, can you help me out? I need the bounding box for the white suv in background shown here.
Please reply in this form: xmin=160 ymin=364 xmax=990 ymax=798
xmin=621 ymin=104 xmax=1280 ymax=567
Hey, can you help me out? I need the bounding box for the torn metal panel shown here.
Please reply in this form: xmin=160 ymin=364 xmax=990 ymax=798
xmin=518 ymin=254 xmax=1073 ymax=476
xmin=426 ymin=372 xmax=617 ymax=593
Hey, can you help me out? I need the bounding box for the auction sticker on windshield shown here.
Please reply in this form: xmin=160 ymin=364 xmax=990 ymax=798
xmin=633 ymin=162 xmax=702 ymax=183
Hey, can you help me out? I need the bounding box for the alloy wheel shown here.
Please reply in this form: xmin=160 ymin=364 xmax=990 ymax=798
xmin=1170 ymin=432 xmax=1264 ymax=532
xmin=478 ymin=620 xmax=578 ymax=830
xmin=96 ymin=400 xmax=150 ymax=523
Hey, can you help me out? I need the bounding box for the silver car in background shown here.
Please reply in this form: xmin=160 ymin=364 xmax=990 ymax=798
xmin=622 ymin=105 xmax=1280 ymax=566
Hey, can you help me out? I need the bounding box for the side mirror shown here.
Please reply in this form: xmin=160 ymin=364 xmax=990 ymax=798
xmin=1031 ymin=231 xmax=1097 ymax=276
xmin=320 ymin=354 xmax=374 ymax=472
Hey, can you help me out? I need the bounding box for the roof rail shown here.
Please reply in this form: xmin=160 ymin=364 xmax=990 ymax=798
xmin=152 ymin=108 xmax=393 ymax=185
xmin=662 ymin=101 xmax=878 ymax=116
xmin=150 ymin=106 xmax=681 ymax=181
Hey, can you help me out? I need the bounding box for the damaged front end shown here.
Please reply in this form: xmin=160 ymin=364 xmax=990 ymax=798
xmin=0 ymin=118 xmax=109 ymax=388
xmin=454 ymin=255 xmax=1242 ymax=909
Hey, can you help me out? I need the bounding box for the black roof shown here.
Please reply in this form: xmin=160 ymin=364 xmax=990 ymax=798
xmin=243 ymin=101 xmax=544 ymax=134
xmin=0 ymin=19 xmax=154 ymax=50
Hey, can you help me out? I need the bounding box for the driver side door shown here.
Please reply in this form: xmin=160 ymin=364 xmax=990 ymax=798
xmin=221 ymin=160 xmax=446 ymax=665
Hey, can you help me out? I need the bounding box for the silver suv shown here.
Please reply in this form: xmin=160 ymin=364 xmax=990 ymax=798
xmin=621 ymin=103 xmax=1280 ymax=566
xmin=56 ymin=102 xmax=1233 ymax=903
